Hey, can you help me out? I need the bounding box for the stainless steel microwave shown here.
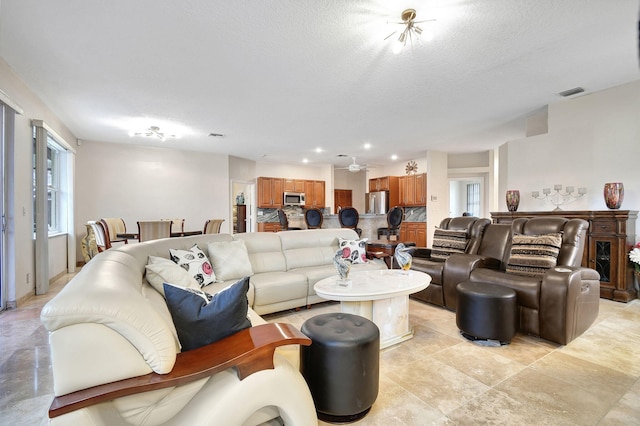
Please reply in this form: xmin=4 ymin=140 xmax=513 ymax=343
xmin=283 ymin=192 xmax=305 ymax=205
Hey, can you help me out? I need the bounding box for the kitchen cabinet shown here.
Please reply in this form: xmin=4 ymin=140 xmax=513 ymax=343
xmin=369 ymin=176 xmax=398 ymax=193
xmin=334 ymin=189 xmax=352 ymax=213
xmin=400 ymin=222 xmax=427 ymax=247
xmin=399 ymin=173 xmax=426 ymax=206
xmin=283 ymin=179 xmax=305 ymax=193
xmin=491 ymin=210 xmax=638 ymax=302
xmin=304 ymin=180 xmax=326 ymax=208
xmin=415 ymin=173 xmax=427 ymax=205
xmin=257 ymin=177 xmax=283 ymax=208
xmin=257 ymin=222 xmax=281 ymax=232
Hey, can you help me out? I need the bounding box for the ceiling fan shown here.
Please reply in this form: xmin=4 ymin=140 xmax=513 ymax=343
xmin=336 ymin=157 xmax=369 ymax=173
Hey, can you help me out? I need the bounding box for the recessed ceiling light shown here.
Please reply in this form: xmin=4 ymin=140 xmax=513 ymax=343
xmin=364 ymin=143 xmax=371 ymax=149
xmin=302 ymin=158 xmax=309 ymax=163
xmin=315 ymin=147 xmax=323 ymax=153
xmin=391 ymin=154 xmax=398 ymax=160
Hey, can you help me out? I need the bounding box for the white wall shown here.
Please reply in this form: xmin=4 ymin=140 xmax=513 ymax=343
xmin=74 ymin=141 xmax=230 ymax=261
xmin=505 ymin=80 xmax=640 ymax=236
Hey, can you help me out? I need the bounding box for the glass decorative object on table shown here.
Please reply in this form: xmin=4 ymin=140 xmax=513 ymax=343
xmin=394 ymin=243 xmax=413 ymax=275
xmin=333 ymin=249 xmax=352 ymax=286
xmin=506 ymin=190 xmax=520 ymax=212
xmin=603 ymin=182 xmax=624 ymax=209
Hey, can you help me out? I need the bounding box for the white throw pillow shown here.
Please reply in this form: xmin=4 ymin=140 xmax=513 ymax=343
xmin=169 ymin=244 xmax=216 ymax=287
xmin=207 ymin=240 xmax=254 ymax=282
xmin=338 ymin=237 xmax=369 ymax=264
xmin=145 ymin=256 xmax=200 ymax=296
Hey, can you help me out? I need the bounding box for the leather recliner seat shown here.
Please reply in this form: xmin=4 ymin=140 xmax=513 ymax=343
xmin=441 ymin=217 xmax=600 ymax=345
xmin=409 ymin=216 xmax=490 ymax=306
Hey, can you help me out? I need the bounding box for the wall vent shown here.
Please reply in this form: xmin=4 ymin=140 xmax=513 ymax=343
xmin=558 ymin=87 xmax=585 ymax=97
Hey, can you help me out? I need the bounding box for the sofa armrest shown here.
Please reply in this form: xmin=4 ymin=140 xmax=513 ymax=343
xmin=539 ymin=266 xmax=600 ymax=345
xmin=49 ymin=323 xmax=311 ymax=419
xmin=442 ymin=254 xmax=502 ymax=309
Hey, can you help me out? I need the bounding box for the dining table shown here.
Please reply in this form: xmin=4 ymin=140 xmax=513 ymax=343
xmin=116 ymin=230 xmax=203 ymax=240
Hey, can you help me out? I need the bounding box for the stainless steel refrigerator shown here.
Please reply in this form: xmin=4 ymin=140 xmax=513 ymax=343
xmin=366 ymin=191 xmax=389 ymax=214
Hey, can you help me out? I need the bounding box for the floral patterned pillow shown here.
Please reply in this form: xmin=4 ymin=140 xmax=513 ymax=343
xmin=169 ymin=244 xmax=216 ymax=287
xmin=338 ymin=237 xmax=369 ymax=264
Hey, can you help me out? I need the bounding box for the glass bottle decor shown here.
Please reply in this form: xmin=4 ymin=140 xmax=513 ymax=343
xmin=506 ymin=190 xmax=520 ymax=212
xmin=603 ymin=182 xmax=624 ymax=209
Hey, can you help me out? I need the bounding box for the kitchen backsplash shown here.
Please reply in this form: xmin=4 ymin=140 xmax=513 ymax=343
xmin=404 ymin=206 xmax=426 ymax=222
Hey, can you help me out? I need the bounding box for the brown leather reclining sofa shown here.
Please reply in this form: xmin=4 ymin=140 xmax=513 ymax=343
xmin=411 ymin=216 xmax=601 ymax=345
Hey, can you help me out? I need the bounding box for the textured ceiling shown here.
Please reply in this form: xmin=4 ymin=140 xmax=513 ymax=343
xmin=1 ymin=0 xmax=638 ymax=169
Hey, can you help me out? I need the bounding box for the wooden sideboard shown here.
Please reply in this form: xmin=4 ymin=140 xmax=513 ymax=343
xmin=491 ymin=210 xmax=638 ymax=303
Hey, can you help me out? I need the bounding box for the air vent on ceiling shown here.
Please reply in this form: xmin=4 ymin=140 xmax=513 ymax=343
xmin=336 ymin=154 xmax=349 ymax=157
xmin=558 ymin=87 xmax=585 ymax=97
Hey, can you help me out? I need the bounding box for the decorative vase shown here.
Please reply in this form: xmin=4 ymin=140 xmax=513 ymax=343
xmin=506 ymin=190 xmax=520 ymax=212
xmin=603 ymin=182 xmax=624 ymax=209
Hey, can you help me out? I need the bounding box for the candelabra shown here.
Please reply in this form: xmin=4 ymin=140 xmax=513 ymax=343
xmin=532 ymin=184 xmax=586 ymax=211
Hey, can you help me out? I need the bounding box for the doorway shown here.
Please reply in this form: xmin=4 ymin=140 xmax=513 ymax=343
xmin=231 ymin=181 xmax=255 ymax=233
xmin=449 ymin=176 xmax=485 ymax=217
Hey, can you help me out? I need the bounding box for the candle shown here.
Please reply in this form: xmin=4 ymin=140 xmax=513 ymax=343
xmin=532 ymin=191 xmax=539 ymax=198
xmin=543 ymin=188 xmax=551 ymax=195
xmin=578 ymin=187 xmax=587 ymax=195
xmin=554 ymin=184 xmax=562 ymax=191
xmin=566 ymin=186 xmax=574 ymax=194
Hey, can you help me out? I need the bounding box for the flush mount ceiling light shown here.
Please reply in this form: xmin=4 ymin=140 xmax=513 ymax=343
xmin=385 ymin=9 xmax=436 ymax=54
xmin=129 ymin=125 xmax=177 ymax=141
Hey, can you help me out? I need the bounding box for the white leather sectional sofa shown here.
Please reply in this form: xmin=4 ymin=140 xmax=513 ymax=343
xmin=40 ymin=228 xmax=385 ymax=425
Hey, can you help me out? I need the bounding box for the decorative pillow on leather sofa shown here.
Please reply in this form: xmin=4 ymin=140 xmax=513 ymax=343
xmin=145 ymin=256 xmax=200 ymax=296
xmin=163 ymin=276 xmax=252 ymax=351
xmin=207 ymin=240 xmax=254 ymax=282
xmin=338 ymin=237 xmax=369 ymax=264
xmin=169 ymin=244 xmax=216 ymax=287
xmin=431 ymin=228 xmax=469 ymax=261
xmin=506 ymin=232 xmax=563 ymax=277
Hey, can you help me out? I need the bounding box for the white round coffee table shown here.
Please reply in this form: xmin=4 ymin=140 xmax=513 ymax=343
xmin=314 ymin=269 xmax=430 ymax=349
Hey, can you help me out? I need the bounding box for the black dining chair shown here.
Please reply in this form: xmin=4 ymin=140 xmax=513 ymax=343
xmin=338 ymin=207 xmax=362 ymax=237
xmin=377 ymin=206 xmax=404 ymax=239
xmin=277 ymin=209 xmax=301 ymax=231
xmin=304 ymin=208 xmax=324 ymax=229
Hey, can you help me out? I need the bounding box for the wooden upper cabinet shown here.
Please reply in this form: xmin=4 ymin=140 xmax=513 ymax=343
xmin=305 ymin=180 xmax=326 ymax=208
xmin=399 ymin=173 xmax=426 ymax=206
xmin=283 ymin=179 xmax=305 ymax=193
xmin=415 ymin=173 xmax=426 ymax=205
xmin=369 ymin=176 xmax=393 ymax=192
xmin=257 ymin=177 xmax=284 ymax=208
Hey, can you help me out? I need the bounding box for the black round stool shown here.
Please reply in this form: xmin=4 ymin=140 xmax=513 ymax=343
xmin=300 ymin=313 xmax=379 ymax=423
xmin=456 ymin=281 xmax=518 ymax=344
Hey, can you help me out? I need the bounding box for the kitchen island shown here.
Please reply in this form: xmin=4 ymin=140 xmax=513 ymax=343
xmin=288 ymin=213 xmax=388 ymax=241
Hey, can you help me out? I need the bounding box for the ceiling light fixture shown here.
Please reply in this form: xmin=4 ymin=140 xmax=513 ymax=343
xmin=385 ymin=9 xmax=435 ymax=54
xmin=129 ymin=125 xmax=177 ymax=141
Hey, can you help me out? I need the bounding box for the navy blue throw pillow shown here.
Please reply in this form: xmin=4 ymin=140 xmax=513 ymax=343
xmin=163 ymin=276 xmax=252 ymax=351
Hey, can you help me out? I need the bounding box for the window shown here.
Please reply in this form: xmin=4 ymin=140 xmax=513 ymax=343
xmin=33 ymin=129 xmax=67 ymax=235
xmin=466 ymin=183 xmax=480 ymax=217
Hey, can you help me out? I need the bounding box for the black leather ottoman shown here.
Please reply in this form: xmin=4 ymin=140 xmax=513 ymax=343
xmin=456 ymin=281 xmax=518 ymax=344
xmin=300 ymin=313 xmax=379 ymax=423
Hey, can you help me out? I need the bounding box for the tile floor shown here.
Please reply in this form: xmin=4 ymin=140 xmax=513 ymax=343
xmin=2 ymin=272 xmax=640 ymax=425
